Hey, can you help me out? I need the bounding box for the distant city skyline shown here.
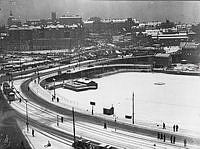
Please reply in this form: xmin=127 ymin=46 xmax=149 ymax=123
xmin=0 ymin=0 xmax=200 ymax=25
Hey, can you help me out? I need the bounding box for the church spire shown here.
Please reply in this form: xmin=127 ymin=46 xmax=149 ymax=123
xmin=10 ymin=10 xmax=13 ymax=16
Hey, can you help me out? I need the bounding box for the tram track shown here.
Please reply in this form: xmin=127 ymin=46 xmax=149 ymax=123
xmin=10 ymin=86 xmax=181 ymax=149
xmin=16 ymin=78 xmax=198 ymax=148
xmin=1 ymin=79 xmax=185 ymax=148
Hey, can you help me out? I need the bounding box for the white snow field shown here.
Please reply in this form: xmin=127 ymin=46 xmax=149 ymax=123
xmin=54 ymin=72 xmax=200 ymax=134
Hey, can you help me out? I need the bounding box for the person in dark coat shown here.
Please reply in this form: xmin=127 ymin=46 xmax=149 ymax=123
xmin=170 ymin=135 xmax=173 ymax=143
xmin=32 ymin=129 xmax=34 ymax=137
xmin=176 ymin=125 xmax=179 ymax=132
xmin=163 ymin=134 xmax=166 ymax=142
xmin=160 ymin=133 xmax=163 ymax=139
xmin=173 ymin=136 xmax=176 ymax=144
xmin=163 ymin=122 xmax=166 ymax=129
xmin=44 ymin=140 xmax=51 ymax=147
xmin=184 ymin=139 xmax=187 ymax=147
xmin=173 ymin=125 xmax=176 ymax=132
xmin=157 ymin=132 xmax=160 ymax=139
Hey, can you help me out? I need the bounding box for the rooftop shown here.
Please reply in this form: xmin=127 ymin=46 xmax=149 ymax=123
xmin=8 ymin=24 xmax=78 ymax=30
xmin=155 ymin=53 xmax=171 ymax=58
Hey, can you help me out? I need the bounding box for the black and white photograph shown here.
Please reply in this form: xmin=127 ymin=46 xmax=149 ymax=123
xmin=0 ymin=0 xmax=200 ymax=148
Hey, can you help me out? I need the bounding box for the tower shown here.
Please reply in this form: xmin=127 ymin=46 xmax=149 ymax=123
xmin=51 ymin=12 xmax=56 ymax=22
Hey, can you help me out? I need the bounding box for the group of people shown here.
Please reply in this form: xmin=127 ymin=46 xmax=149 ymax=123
xmin=162 ymin=123 xmax=179 ymax=132
xmin=173 ymin=124 xmax=179 ymax=132
xmin=170 ymin=135 xmax=176 ymax=144
xmin=157 ymin=132 xmax=166 ymax=142
xmin=160 ymin=123 xmax=187 ymax=146
xmin=157 ymin=133 xmax=178 ymax=144
xmin=52 ymin=95 xmax=59 ymax=102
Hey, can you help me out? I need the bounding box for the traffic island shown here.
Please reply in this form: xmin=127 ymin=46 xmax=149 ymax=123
xmin=63 ymin=79 xmax=98 ymax=92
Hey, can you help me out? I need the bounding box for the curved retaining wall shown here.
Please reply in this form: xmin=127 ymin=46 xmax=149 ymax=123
xmin=40 ymin=64 xmax=152 ymax=87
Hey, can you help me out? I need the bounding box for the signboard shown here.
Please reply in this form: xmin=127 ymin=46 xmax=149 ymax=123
xmin=90 ymin=101 xmax=95 ymax=106
xmin=103 ymin=107 xmax=114 ymax=115
xmin=125 ymin=115 xmax=132 ymax=119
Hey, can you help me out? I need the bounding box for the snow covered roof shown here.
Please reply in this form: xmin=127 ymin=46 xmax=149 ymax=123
xmin=84 ymin=20 xmax=94 ymax=24
xmin=155 ymin=53 xmax=171 ymax=58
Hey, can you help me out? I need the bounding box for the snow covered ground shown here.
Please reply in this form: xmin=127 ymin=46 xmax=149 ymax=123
xmin=22 ymin=128 xmax=73 ymax=149
xmin=54 ymin=72 xmax=200 ymax=134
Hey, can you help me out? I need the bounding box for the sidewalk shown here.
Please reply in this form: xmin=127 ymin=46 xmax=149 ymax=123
xmin=22 ymin=126 xmax=73 ymax=149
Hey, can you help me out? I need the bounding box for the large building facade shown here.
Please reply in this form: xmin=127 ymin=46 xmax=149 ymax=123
xmin=7 ymin=24 xmax=84 ymax=51
xmin=5 ymin=12 xmax=84 ymax=51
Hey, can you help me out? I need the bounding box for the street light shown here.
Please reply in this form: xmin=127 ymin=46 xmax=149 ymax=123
xmin=72 ymin=107 xmax=76 ymax=147
xmin=11 ymin=71 xmax=13 ymax=89
xmin=132 ymin=92 xmax=134 ymax=124
xmin=53 ymin=78 xmax=56 ymax=99
xmin=114 ymin=115 xmax=118 ymax=132
xmin=57 ymin=115 xmax=59 ymax=126
xmin=25 ymin=99 xmax=29 ymax=132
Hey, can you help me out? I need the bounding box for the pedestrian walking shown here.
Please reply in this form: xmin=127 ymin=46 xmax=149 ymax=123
xmin=173 ymin=136 xmax=176 ymax=144
xmin=170 ymin=135 xmax=173 ymax=143
xmin=160 ymin=133 xmax=163 ymax=139
xmin=163 ymin=122 xmax=166 ymax=129
xmin=32 ymin=129 xmax=34 ymax=137
xmin=57 ymin=97 xmax=59 ymax=102
xmin=157 ymin=132 xmax=160 ymax=139
xmin=61 ymin=117 xmax=63 ymax=123
xmin=104 ymin=122 xmax=107 ymax=129
xmin=28 ymin=86 xmax=29 ymax=91
xmin=163 ymin=134 xmax=166 ymax=142
xmin=173 ymin=125 xmax=176 ymax=132
xmin=176 ymin=125 xmax=179 ymax=132
xmin=184 ymin=139 xmax=187 ymax=147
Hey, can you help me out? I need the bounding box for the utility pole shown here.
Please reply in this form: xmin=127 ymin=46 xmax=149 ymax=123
xmin=72 ymin=107 xmax=76 ymax=146
xmin=25 ymin=100 xmax=29 ymax=132
xmin=115 ymin=116 xmax=117 ymax=132
xmin=57 ymin=115 xmax=59 ymax=126
xmin=53 ymin=78 xmax=56 ymax=98
xmin=132 ymin=92 xmax=134 ymax=124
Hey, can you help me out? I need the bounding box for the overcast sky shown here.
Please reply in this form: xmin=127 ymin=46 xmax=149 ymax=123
xmin=0 ymin=0 xmax=200 ymax=25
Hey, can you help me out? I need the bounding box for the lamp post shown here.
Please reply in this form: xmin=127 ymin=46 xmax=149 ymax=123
xmin=20 ymin=59 xmax=22 ymax=79
xmin=25 ymin=99 xmax=29 ymax=132
xmin=57 ymin=115 xmax=59 ymax=126
xmin=114 ymin=115 xmax=118 ymax=132
xmin=72 ymin=107 xmax=76 ymax=147
xmin=53 ymin=78 xmax=56 ymax=98
xmin=132 ymin=92 xmax=134 ymax=124
xmin=11 ymin=71 xmax=13 ymax=89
